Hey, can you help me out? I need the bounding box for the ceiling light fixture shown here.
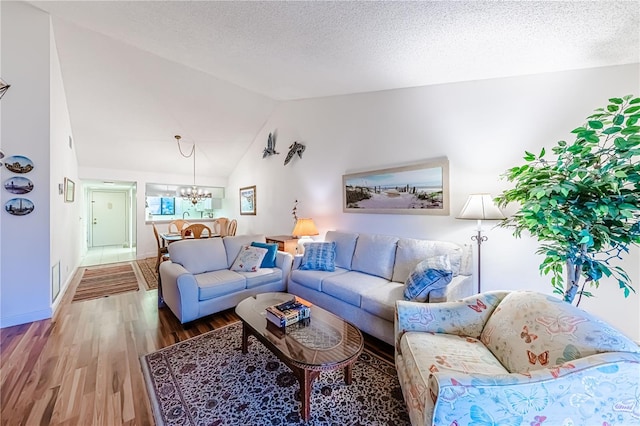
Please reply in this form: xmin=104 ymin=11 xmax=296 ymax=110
xmin=175 ymin=135 xmax=211 ymax=205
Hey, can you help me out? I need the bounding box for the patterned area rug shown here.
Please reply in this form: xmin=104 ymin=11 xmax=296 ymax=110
xmin=72 ymin=264 xmax=139 ymax=302
xmin=136 ymin=257 xmax=158 ymax=290
xmin=141 ymin=323 xmax=410 ymax=425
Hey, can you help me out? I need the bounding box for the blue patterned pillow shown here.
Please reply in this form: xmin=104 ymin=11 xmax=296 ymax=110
xmin=299 ymin=242 xmax=336 ymax=271
xmin=404 ymin=255 xmax=453 ymax=302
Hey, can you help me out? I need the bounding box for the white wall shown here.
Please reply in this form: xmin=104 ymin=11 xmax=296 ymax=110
xmin=50 ymin=20 xmax=81 ymax=310
xmin=1 ymin=1 xmax=52 ymax=326
xmin=227 ymin=64 xmax=640 ymax=340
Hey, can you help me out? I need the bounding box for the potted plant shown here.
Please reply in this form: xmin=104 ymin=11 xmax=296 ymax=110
xmin=495 ymin=95 xmax=640 ymax=304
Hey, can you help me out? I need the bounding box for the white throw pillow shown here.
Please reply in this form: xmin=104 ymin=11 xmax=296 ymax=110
xmin=230 ymin=245 xmax=268 ymax=272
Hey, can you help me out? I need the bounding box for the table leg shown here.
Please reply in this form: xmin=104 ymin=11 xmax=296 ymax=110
xmin=300 ymin=369 xmax=313 ymax=422
xmin=344 ymin=363 xmax=353 ymax=385
xmin=241 ymin=322 xmax=249 ymax=354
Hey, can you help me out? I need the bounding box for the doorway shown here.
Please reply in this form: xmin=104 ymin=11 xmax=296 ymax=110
xmin=82 ymin=181 xmax=137 ymax=266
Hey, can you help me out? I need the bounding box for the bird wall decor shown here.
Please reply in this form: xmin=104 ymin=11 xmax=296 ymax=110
xmin=284 ymin=141 xmax=305 ymax=165
xmin=262 ymin=132 xmax=279 ymax=158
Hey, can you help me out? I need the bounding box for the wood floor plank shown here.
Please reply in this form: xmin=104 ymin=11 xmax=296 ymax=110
xmin=0 ymin=260 xmax=394 ymax=425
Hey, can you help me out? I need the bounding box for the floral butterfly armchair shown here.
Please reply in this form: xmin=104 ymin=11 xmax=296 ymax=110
xmin=395 ymin=290 xmax=640 ymax=426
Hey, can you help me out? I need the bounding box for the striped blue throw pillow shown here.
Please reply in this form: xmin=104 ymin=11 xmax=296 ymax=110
xmin=299 ymin=241 xmax=336 ymax=271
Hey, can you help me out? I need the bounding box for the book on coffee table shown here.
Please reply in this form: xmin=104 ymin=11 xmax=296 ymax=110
xmin=266 ymin=296 xmax=311 ymax=328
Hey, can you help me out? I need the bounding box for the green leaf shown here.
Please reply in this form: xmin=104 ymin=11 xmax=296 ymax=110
xmin=571 ymin=127 xmax=586 ymax=134
xmin=609 ymin=98 xmax=623 ymax=104
xmin=621 ymin=126 xmax=640 ymax=135
xmin=615 ymin=170 xmax=628 ymax=178
xmin=624 ymin=105 xmax=640 ymax=114
xmin=524 ymin=151 xmax=535 ymax=161
xmin=539 ymin=147 xmax=546 ymax=158
xmin=628 ymin=117 xmax=638 ymax=126
xmin=603 ymin=126 xmax=622 ymax=135
xmin=607 ymin=104 xmax=620 ymax=112
xmin=588 ymin=120 xmax=604 ymax=129
xmin=613 ymin=114 xmax=624 ymax=125
xmin=629 ymin=97 xmax=640 ymax=104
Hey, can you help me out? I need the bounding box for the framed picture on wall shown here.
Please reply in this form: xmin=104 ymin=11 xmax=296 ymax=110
xmin=64 ymin=177 xmax=75 ymax=203
xmin=342 ymin=157 xmax=450 ymax=215
xmin=239 ymin=185 xmax=256 ymax=215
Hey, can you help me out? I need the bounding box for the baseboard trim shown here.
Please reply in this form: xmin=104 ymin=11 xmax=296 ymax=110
xmin=0 ymin=308 xmax=52 ymax=329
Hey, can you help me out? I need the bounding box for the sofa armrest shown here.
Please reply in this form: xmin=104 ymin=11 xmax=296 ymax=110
xmin=427 ymin=352 xmax=640 ymax=425
xmin=395 ymin=291 xmax=509 ymax=351
xmin=292 ymin=254 xmax=303 ymax=270
xmin=275 ymin=250 xmax=294 ymax=278
xmin=159 ymin=261 xmax=199 ymax=323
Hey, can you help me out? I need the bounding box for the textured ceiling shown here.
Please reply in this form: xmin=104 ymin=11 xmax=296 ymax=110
xmin=27 ymin=0 xmax=640 ymax=178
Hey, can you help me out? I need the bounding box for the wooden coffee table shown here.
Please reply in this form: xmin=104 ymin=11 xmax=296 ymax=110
xmin=235 ymin=292 xmax=364 ymax=421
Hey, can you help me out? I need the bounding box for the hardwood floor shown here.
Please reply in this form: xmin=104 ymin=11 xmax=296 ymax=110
xmin=0 ymin=263 xmax=394 ymax=425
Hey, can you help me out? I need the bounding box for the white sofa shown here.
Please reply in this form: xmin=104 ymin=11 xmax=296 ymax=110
xmin=288 ymin=231 xmax=473 ymax=345
xmin=395 ymin=291 xmax=640 ymax=426
xmin=159 ymin=234 xmax=294 ymax=323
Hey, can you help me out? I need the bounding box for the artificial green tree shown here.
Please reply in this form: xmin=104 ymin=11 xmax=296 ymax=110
xmin=495 ymin=95 xmax=640 ymax=304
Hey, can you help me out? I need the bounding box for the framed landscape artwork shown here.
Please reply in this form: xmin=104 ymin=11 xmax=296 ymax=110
xmin=239 ymin=185 xmax=256 ymax=215
xmin=342 ymin=158 xmax=449 ymax=215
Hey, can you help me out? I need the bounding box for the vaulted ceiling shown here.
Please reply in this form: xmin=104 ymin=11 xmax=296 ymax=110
xmin=28 ymin=1 xmax=640 ymax=178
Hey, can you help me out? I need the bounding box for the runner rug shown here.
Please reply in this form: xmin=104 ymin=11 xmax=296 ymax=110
xmin=141 ymin=322 xmax=410 ymax=425
xmin=72 ymin=264 xmax=139 ymax=302
xmin=136 ymin=257 xmax=159 ymax=290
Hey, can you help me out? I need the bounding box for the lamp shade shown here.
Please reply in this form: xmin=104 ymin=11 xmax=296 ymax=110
xmin=292 ymin=218 xmax=319 ymax=237
xmin=457 ymin=193 xmax=505 ymax=220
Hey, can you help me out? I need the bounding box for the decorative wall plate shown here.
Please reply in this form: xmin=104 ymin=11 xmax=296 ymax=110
xmin=4 ymin=155 xmax=34 ymax=173
xmin=5 ymin=198 xmax=35 ymax=216
xmin=4 ymin=176 xmax=34 ymax=194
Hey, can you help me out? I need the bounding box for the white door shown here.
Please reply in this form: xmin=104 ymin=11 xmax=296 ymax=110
xmin=91 ymin=190 xmax=127 ymax=247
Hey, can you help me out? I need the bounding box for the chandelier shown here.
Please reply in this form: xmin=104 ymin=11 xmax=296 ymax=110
xmin=175 ymin=135 xmax=211 ymax=205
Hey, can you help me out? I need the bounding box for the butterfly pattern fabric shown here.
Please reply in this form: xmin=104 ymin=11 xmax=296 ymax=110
xmin=395 ymin=291 xmax=640 ymax=426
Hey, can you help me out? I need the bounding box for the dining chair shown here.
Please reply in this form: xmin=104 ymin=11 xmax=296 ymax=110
xmin=152 ymin=223 xmax=170 ymax=271
xmin=215 ymin=217 xmax=229 ymax=236
xmin=226 ymin=219 xmax=238 ymax=237
xmin=168 ymin=219 xmax=190 ymax=234
xmin=181 ymin=223 xmax=213 ymax=239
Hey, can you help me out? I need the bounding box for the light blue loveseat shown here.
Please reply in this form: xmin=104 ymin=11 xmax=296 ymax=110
xmin=395 ymin=290 xmax=640 ymax=426
xmin=159 ymin=234 xmax=293 ymax=323
xmin=288 ymin=231 xmax=473 ymax=345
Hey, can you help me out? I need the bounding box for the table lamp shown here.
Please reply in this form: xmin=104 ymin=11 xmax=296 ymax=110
xmin=292 ymin=218 xmax=319 ymax=254
xmin=457 ymin=193 xmax=505 ymax=293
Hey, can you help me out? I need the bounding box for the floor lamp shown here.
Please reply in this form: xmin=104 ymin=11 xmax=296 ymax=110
xmin=457 ymin=193 xmax=505 ymax=293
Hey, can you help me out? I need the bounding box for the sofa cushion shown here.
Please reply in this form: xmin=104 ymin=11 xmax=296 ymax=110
xmin=404 ymin=255 xmax=453 ymax=302
xmin=195 ymin=270 xmax=246 ymax=301
xmin=230 ymin=245 xmax=267 ymax=272
xmin=251 ymin=241 xmax=278 ymax=268
xmin=400 ymin=332 xmax=509 ymax=379
xmin=351 ymin=233 xmax=399 ymax=280
xmin=325 ymin=231 xmax=359 ymax=270
xmin=168 ymin=238 xmax=228 ymax=275
xmin=224 ymin=234 xmax=266 ymax=267
xmin=299 ymin=241 xmax=336 ymax=271
xmin=361 ymin=282 xmax=405 ymax=322
xmin=237 ymin=268 xmax=283 ymax=289
xmin=392 ymin=238 xmax=463 ymax=283
xmin=322 ymin=270 xmax=390 ymax=307
xmin=290 ymin=267 xmax=349 ymax=291
xmin=481 ymin=291 xmax=640 ymax=374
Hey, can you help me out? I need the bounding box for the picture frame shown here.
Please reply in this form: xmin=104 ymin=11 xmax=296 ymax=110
xmin=342 ymin=157 xmax=449 ymax=215
xmin=64 ymin=177 xmax=75 ymax=203
xmin=239 ymin=185 xmax=256 ymax=215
